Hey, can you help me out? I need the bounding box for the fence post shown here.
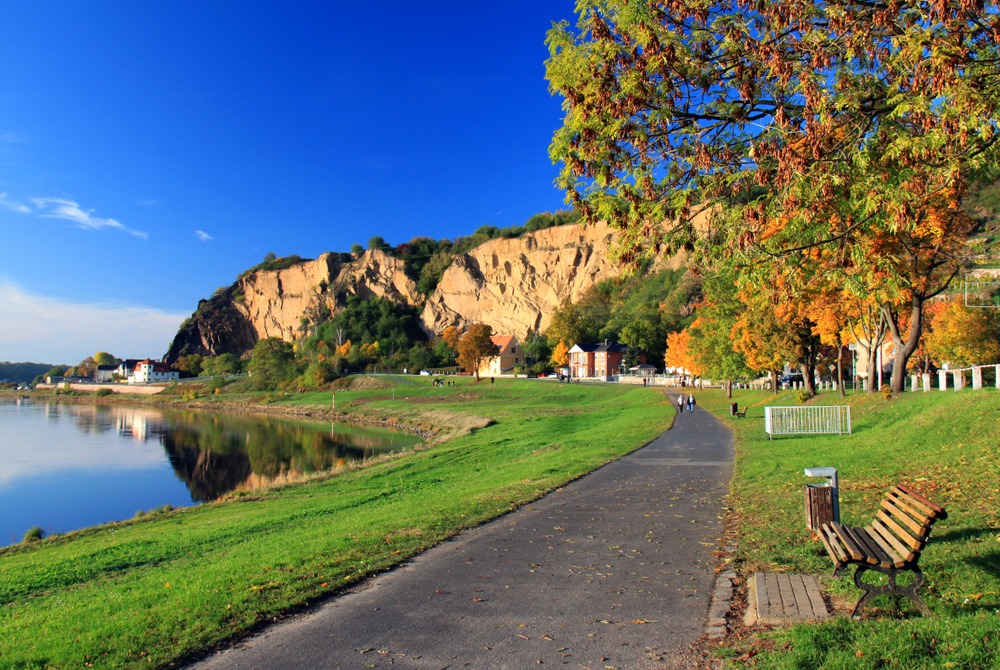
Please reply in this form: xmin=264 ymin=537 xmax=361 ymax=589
xmin=972 ymin=366 xmax=983 ymax=390
xmin=922 ymin=373 xmax=930 ymax=392
xmin=910 ymin=374 xmax=918 ymax=391
xmin=939 ymin=370 xmax=948 ymax=391
xmin=953 ymin=370 xmax=965 ymax=390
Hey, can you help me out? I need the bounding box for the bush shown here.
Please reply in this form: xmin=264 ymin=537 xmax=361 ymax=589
xmin=22 ymin=526 xmax=44 ymax=543
xmin=94 ymin=388 xmax=113 ymax=397
xmin=797 ymin=389 xmax=814 ymax=404
xmin=881 ymin=384 xmax=894 ymax=400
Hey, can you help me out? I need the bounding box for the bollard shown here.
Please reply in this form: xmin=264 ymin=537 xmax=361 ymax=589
xmin=923 ymin=373 xmax=931 ymax=392
xmin=939 ymin=370 xmax=948 ymax=391
xmin=972 ymin=366 xmax=983 ymax=390
xmin=954 ymin=370 xmax=964 ymax=390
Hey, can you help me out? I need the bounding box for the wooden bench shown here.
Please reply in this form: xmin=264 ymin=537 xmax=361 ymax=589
xmin=818 ymin=485 xmax=947 ymax=618
xmin=735 ymin=408 xmax=747 ymax=418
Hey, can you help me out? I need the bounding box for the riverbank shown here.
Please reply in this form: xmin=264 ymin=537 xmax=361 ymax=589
xmin=0 ymin=379 xmax=675 ymax=669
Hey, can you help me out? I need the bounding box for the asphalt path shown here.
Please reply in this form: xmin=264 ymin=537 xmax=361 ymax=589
xmin=188 ymin=392 xmax=733 ymax=670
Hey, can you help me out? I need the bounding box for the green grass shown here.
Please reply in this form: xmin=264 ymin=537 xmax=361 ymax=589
xmin=698 ymin=387 xmax=1000 ymax=669
xmin=0 ymin=379 xmax=673 ymax=669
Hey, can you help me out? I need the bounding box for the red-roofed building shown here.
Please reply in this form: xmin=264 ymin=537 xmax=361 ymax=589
xmin=479 ymin=335 xmax=524 ymax=377
xmin=128 ymin=359 xmax=180 ymax=384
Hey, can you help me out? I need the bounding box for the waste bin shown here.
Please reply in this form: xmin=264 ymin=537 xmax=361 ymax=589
xmin=730 ymin=402 xmax=738 ymax=416
xmin=803 ymin=467 xmax=840 ymax=530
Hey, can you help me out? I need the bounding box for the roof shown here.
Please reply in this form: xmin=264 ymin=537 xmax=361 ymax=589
xmin=569 ymin=341 xmax=628 ymax=354
xmin=490 ymin=335 xmax=517 ymax=350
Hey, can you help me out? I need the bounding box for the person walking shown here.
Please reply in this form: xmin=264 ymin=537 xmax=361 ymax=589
xmin=687 ymin=394 xmax=695 ymax=412
xmin=677 ymin=394 xmax=684 ymax=413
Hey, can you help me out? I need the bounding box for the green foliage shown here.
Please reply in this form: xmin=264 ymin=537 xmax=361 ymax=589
xmin=22 ymin=527 xmax=43 ymax=543
xmin=173 ymin=354 xmax=204 ymax=377
xmin=545 ymin=268 xmax=696 ymax=364
xmin=796 ymin=389 xmax=814 ymax=404
xmin=351 ymin=243 xmax=364 ymax=254
xmin=0 ymin=362 xmax=57 ymax=384
xmin=313 ymin=296 xmax=422 ymax=357
xmin=368 ymin=235 xmax=391 ymax=252
xmin=248 ymin=338 xmax=297 ymax=390
xmin=94 ymin=388 xmax=113 ymax=398
xmin=237 ymin=254 xmax=307 ymax=282
xmin=687 ymin=276 xmax=754 ymax=385
xmin=201 ymin=353 xmax=242 ymax=377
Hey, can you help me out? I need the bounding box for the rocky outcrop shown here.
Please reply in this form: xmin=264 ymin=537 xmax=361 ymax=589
xmin=166 ymin=222 xmax=684 ymax=362
xmin=419 ymin=222 xmax=626 ymax=338
xmin=165 ymin=251 xmax=421 ymax=362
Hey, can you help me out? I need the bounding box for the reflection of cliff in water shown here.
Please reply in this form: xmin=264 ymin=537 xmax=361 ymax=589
xmin=154 ymin=413 xmax=421 ymax=501
xmin=161 ymin=431 xmax=254 ymax=502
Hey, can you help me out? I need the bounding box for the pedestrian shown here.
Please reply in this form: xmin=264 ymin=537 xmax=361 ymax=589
xmin=677 ymin=394 xmax=684 ymax=413
xmin=687 ymin=394 xmax=695 ymax=412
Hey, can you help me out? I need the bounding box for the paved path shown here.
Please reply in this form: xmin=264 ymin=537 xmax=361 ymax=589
xmin=189 ymin=394 xmax=733 ymax=670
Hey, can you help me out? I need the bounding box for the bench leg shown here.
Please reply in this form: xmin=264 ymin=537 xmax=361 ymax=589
xmin=851 ymin=565 xmax=932 ymax=619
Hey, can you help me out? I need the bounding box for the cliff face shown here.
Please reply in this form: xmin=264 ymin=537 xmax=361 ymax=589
xmin=166 ymin=223 xmax=670 ymax=362
xmin=419 ymin=222 xmax=625 ymax=338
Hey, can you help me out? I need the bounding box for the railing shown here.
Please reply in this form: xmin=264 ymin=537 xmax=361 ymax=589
xmin=764 ymin=405 xmax=851 ymax=440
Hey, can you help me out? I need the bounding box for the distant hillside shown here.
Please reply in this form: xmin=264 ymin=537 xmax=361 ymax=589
xmin=0 ymin=362 xmax=58 ymax=383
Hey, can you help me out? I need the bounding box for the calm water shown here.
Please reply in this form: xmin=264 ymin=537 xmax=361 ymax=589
xmin=0 ymin=399 xmax=421 ymax=546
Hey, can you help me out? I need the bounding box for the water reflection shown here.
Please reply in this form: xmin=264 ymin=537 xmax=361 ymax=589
xmin=1 ymin=400 xmax=421 ymax=542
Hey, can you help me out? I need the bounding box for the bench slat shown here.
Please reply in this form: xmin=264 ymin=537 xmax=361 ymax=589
xmin=892 ymin=485 xmax=947 ymax=520
xmin=819 ymin=524 xmax=849 ymax=566
xmin=864 ymin=524 xmax=909 ymax=568
xmin=886 ymin=491 xmax=937 ymax=527
xmin=881 ymin=499 xmax=930 ymax=536
xmin=870 ymin=519 xmax=917 ymax=565
xmin=829 ymin=522 xmax=866 ymax=561
xmin=876 ymin=509 xmax=924 ymax=551
xmin=839 ymin=524 xmax=880 ymax=565
xmin=853 ymin=526 xmax=899 ymax=568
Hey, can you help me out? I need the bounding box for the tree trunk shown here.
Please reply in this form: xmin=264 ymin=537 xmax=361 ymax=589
xmin=772 ymin=369 xmax=779 ymax=394
xmin=725 ymin=379 xmax=732 ymax=398
xmin=884 ymin=298 xmax=924 ymax=395
xmin=837 ymin=345 xmax=846 ymax=398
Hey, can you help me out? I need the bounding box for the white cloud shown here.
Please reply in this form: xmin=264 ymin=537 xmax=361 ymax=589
xmin=195 ymin=230 xmax=213 ymax=241
xmin=0 ymin=280 xmax=188 ymax=364
xmin=0 ymin=193 xmax=31 ymax=214
xmin=31 ymin=197 xmax=149 ymax=239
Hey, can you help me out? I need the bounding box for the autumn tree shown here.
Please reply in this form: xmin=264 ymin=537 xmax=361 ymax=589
xmin=925 ymin=297 xmax=1000 ymax=368
xmin=93 ymin=352 xmax=119 ymax=366
xmin=550 ymin=340 xmax=570 ymax=368
xmin=546 ymin=0 xmax=998 ymax=391
xmin=664 ymin=328 xmax=700 ymax=378
xmin=456 ymin=323 xmax=500 ymax=381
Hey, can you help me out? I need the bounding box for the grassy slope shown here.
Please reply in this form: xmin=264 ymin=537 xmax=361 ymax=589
xmin=696 ymin=387 xmax=1000 ymax=669
xmin=0 ymin=379 xmax=673 ymax=669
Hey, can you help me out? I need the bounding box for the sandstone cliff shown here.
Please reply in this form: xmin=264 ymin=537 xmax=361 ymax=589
xmin=419 ymin=221 xmax=626 ymax=338
xmin=166 ymin=223 xmax=673 ymax=362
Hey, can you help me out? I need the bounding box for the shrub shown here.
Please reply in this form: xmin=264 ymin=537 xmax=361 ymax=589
xmin=881 ymin=384 xmax=894 ymax=400
xmin=23 ymin=526 xmax=44 ymax=543
xmin=796 ymin=389 xmax=814 ymax=404
xmin=94 ymin=388 xmax=113 ymax=397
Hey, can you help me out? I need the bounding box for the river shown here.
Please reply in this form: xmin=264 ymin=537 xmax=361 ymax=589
xmin=0 ymin=398 xmax=421 ymax=546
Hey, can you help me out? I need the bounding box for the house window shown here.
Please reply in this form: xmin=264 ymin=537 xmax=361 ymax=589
xmin=511 ymin=347 xmax=516 ymax=353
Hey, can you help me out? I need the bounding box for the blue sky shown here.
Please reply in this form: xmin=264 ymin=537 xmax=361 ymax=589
xmin=0 ymin=2 xmax=579 ymax=365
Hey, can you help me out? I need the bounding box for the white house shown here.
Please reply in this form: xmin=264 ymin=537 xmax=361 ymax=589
xmin=128 ymin=359 xmax=179 ymax=384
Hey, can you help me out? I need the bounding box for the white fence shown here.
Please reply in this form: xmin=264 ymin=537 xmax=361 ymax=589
xmin=764 ymin=406 xmax=852 ymax=439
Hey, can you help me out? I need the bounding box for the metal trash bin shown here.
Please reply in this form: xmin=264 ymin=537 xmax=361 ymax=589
xmin=730 ymin=402 xmax=738 ymax=416
xmin=803 ymin=467 xmax=840 ymax=530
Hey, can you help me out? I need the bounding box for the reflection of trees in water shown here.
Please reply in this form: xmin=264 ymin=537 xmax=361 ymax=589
xmin=154 ymin=411 xmax=419 ymax=501
xmin=161 ymin=432 xmax=252 ymax=502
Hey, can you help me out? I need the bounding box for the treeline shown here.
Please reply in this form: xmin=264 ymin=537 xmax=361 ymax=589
xmin=0 ymin=362 xmax=58 ymax=384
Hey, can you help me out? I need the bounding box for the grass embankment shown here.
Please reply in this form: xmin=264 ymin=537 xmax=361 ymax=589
xmin=0 ymin=379 xmax=673 ymax=669
xmin=696 ymin=387 xmax=1000 ymax=668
